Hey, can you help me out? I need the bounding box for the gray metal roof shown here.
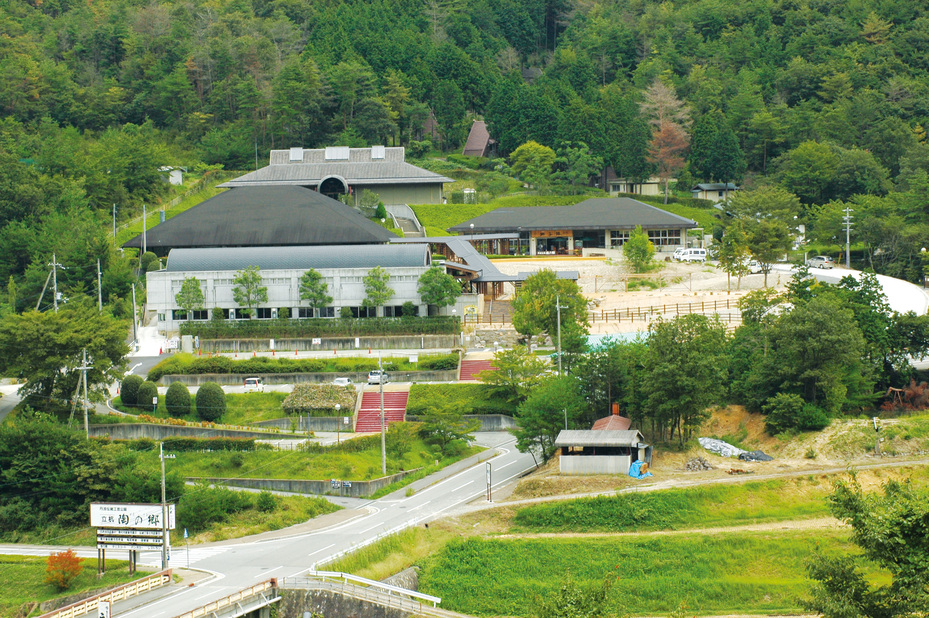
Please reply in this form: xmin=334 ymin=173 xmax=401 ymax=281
xmin=447 ymin=198 xmax=697 ymax=233
xmin=554 ymin=430 xmax=646 ymax=448
xmin=693 ymin=183 xmax=738 ymax=191
xmin=123 ymin=186 xmax=396 ymax=252
xmin=165 ymin=244 xmax=430 ymax=272
xmin=219 ymin=162 xmax=453 ymax=188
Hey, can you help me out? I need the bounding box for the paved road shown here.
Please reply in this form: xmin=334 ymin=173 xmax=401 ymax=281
xmin=1 ymin=432 xmax=536 ymax=616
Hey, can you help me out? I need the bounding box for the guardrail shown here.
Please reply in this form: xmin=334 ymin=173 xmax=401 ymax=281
xmin=463 ymin=298 xmax=744 ymax=326
xmin=173 ymin=579 xmax=278 ymax=618
xmin=281 ymin=571 xmax=452 ymax=616
xmin=38 ymin=569 xmax=172 ymax=618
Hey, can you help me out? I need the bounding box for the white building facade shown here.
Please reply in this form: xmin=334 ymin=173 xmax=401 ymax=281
xmin=146 ymin=245 xmax=434 ymax=334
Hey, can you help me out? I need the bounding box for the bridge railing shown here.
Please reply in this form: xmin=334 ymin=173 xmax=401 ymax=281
xmin=281 ymin=571 xmax=449 ymax=615
xmin=38 ymin=569 xmax=172 ymax=618
xmin=172 ymin=579 xmax=278 ymax=618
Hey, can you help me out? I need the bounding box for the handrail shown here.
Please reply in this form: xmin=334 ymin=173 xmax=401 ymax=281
xmin=281 ymin=571 xmax=440 ymax=606
xmin=172 ymin=579 xmax=277 ymax=618
xmin=38 ymin=569 xmax=172 ymax=618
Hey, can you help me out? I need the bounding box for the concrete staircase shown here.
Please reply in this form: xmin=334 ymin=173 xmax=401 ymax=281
xmin=396 ymin=217 xmax=424 ymax=237
xmin=459 ymin=360 xmax=495 ymax=382
xmin=356 ymin=390 xmax=409 ymax=432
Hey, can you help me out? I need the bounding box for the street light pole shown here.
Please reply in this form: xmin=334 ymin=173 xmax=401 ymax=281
xmin=335 ymin=403 xmax=341 ymax=445
xmin=843 ymin=206 xmax=853 ymax=268
xmin=555 ymin=294 xmax=568 ymax=376
xmin=160 ymin=442 xmax=168 ymax=570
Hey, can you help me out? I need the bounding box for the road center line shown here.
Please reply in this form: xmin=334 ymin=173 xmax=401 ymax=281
xmin=358 ymin=523 xmax=382 ymax=534
xmin=307 ymin=543 xmax=335 ymax=557
xmin=493 ymin=461 xmax=516 ymax=470
xmin=451 ymin=480 xmax=473 ymax=491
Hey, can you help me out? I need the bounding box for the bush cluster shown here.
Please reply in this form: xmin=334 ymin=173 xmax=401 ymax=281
xmin=165 ymin=382 xmax=191 ymax=417
xmin=120 ymin=375 xmax=143 ymax=406
xmin=178 ymin=483 xmax=253 ymax=533
xmin=282 ymin=384 xmax=357 ymax=416
xmin=179 ymin=316 xmax=459 ymax=339
xmin=195 ymin=382 xmax=226 ymax=422
xmin=148 ymin=353 xmax=458 ymax=381
xmin=161 ymin=437 xmax=256 ymax=452
xmin=136 ymin=381 xmax=159 ymax=413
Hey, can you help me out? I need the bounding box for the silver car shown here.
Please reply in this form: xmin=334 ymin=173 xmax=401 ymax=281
xmin=807 ymin=256 xmax=836 ymax=269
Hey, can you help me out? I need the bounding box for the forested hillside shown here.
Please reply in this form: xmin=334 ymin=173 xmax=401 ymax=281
xmin=2 ymin=0 xmax=929 ymax=312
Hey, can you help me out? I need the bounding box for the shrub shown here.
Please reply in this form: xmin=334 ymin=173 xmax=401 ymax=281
xmin=140 ymin=251 xmax=159 ymax=271
xmin=46 ymin=549 xmax=83 ymax=591
xmin=283 ymin=384 xmax=357 ymax=416
xmin=256 ymin=490 xmax=277 ymax=512
xmin=121 ymin=375 xmax=143 ymax=407
xmin=763 ymin=393 xmax=831 ymax=434
xmin=401 ymin=301 xmax=418 ymax=317
xmin=136 ymin=381 xmax=159 ymax=413
xmin=196 ymin=382 xmax=226 ymax=422
xmin=339 ymin=307 xmax=353 ymax=318
xmin=165 ymin=382 xmax=191 ymax=417
xmin=178 ymin=482 xmax=252 ymax=532
xmin=178 ymin=316 xmax=459 ymax=339
xmin=418 ymin=354 xmax=459 ymax=371
xmin=162 ymin=437 xmax=255 ymax=452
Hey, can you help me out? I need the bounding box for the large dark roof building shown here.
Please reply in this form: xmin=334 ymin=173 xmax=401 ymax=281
xmin=447 ymin=198 xmax=697 ymax=256
xmin=123 ymin=186 xmax=396 ymax=255
xmin=218 ymin=146 xmax=453 ymax=206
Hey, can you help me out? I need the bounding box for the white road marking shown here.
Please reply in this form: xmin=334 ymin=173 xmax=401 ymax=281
xmin=493 ymin=460 xmax=516 ymax=470
xmin=358 ymin=523 xmax=383 ymax=534
xmin=307 ymin=543 xmax=335 ymax=557
xmin=127 ymin=362 xmax=142 ymax=375
xmin=451 ymin=481 xmax=473 ymax=491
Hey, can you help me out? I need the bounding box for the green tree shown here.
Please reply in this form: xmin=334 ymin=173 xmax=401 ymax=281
xmin=137 ymin=381 xmax=158 ymax=413
xmin=509 ymin=141 xmax=556 ymax=176
xmin=417 ymin=266 xmax=461 ymax=311
xmin=299 ymin=269 xmax=333 ymax=317
xmin=175 ymin=277 xmax=204 ymax=321
xmin=232 ymin=266 xmax=268 ymax=318
xmin=362 ymin=266 xmax=395 ymax=316
xmin=745 ymin=219 xmax=792 ymax=288
xmin=0 ymin=300 xmax=128 ymax=400
xmin=772 ymin=141 xmax=837 ymax=205
xmin=552 ymin=142 xmax=603 ymax=194
xmin=622 ymin=226 xmax=655 ymax=273
xmin=805 ymin=473 xmax=929 ymax=617
xmin=514 ymin=376 xmax=587 ymax=463
xmin=479 ymin=346 xmax=551 ymax=405
xmin=418 ymin=399 xmax=479 ymax=456
xmin=121 ymin=375 xmax=143 ymax=407
xmin=715 ymin=224 xmax=751 ymax=291
xmin=642 ymin=315 xmax=729 ymax=445
xmin=511 ymin=269 xmax=589 ymax=354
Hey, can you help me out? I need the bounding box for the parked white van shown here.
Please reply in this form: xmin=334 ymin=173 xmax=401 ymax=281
xmin=679 ymin=248 xmax=707 ymax=262
xmin=244 ymin=377 xmax=264 ymax=393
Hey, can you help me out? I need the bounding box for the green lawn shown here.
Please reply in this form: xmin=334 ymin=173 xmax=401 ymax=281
xmin=110 ymin=392 xmax=290 ymax=426
xmin=138 ymin=435 xmax=482 ymax=482
xmin=418 ymin=531 xmax=883 ymax=616
xmin=407 ymin=384 xmax=513 ymax=417
xmin=0 ymin=555 xmax=141 ymax=618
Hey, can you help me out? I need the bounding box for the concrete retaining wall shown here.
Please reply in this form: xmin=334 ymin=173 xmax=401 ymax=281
xmin=200 ymin=334 xmax=457 ymax=352
xmin=192 ymin=469 xmax=418 ymax=498
xmin=159 ymin=370 xmax=457 ymax=386
xmin=88 ymin=423 xmax=300 ymax=441
xmin=278 ymin=589 xmax=412 ymax=618
xmin=255 ymin=417 xmax=351 ymax=433
xmin=464 ymin=414 xmax=517 ymax=431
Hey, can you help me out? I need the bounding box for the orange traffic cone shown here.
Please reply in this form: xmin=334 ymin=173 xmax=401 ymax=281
xmin=295 ymin=349 xmax=298 ymax=356
xmin=272 ymin=350 xmax=275 ymax=357
xmin=334 ymin=348 xmax=337 ymax=355
xmin=159 ymin=347 xmax=162 ymax=355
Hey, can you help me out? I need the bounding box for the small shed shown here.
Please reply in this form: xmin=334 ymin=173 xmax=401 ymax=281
xmin=692 ymin=183 xmax=739 ymax=202
xmin=555 ymin=430 xmax=651 ymax=475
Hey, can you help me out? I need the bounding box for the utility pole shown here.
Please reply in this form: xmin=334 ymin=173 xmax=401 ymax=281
xmin=131 ymin=283 xmax=138 ymax=348
xmin=97 ymin=259 xmax=103 ymax=312
xmin=79 ymin=349 xmax=93 ymax=439
xmin=843 ymin=206 xmax=853 ymax=268
xmin=142 ymin=204 xmax=147 ymax=256
xmin=159 ymin=442 xmax=175 ymax=570
xmin=50 ymin=253 xmax=62 ymax=312
xmin=112 ymin=204 xmax=117 ymax=242
xmin=379 ymin=352 xmax=386 ymax=475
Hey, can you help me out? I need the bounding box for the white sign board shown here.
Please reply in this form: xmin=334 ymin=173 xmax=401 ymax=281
xmin=91 ymin=503 xmax=176 ymax=530
xmin=312 ymin=338 xmax=321 ymax=345
xmin=98 ymin=600 xmax=111 ymax=618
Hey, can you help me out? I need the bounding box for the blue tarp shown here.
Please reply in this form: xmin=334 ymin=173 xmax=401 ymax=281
xmin=628 ymin=460 xmax=653 ymax=479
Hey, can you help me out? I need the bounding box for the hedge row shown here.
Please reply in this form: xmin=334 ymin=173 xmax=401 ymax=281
xmin=179 ymin=316 xmax=459 ymax=339
xmin=127 ymin=437 xmax=257 ymax=452
xmin=283 ymin=384 xmax=357 ymax=416
xmin=148 ymin=353 xmax=458 ymax=382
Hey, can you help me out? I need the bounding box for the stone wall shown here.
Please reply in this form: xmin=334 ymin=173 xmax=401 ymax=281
xmin=467 ymin=328 xmax=551 ymax=349
xmin=464 ymin=414 xmax=517 ymax=432
xmin=278 ymin=589 xmax=413 ymax=618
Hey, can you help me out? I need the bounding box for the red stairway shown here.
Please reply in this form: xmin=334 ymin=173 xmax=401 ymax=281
xmin=459 ymin=359 xmax=495 ymax=382
xmin=355 ymin=391 xmax=409 ymax=432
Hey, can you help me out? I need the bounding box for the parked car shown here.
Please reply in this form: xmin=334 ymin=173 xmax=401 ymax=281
xmin=679 ymin=248 xmax=708 ymax=262
xmin=332 ymin=377 xmax=354 ymax=387
xmin=672 ymin=247 xmax=686 ymax=261
xmin=741 ymin=258 xmax=763 ymax=274
xmin=367 ymin=369 xmax=389 ymax=385
xmin=807 ymin=256 xmax=836 ymax=269
xmin=244 ymin=377 xmax=264 ymax=393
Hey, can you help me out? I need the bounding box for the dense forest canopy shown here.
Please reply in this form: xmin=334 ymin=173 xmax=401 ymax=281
xmin=2 ymin=0 xmax=929 ymax=312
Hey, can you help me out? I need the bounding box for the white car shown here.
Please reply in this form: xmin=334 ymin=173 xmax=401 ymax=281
xmin=367 ymin=370 xmax=389 ymax=385
xmin=807 ymin=256 xmax=836 ymax=269
xmin=679 ymin=248 xmax=707 ymax=262
xmin=332 ymin=377 xmax=354 ymax=387
xmin=243 ymin=377 xmax=264 ymax=393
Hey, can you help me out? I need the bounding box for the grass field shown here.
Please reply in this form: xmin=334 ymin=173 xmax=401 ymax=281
xmin=406 ymin=384 xmax=513 ymax=417
xmin=111 ymin=392 xmax=291 ymax=426
xmin=417 ymin=531 xmax=880 ymax=616
xmin=136 ymin=435 xmax=481 ymax=483
xmin=0 ymin=555 xmax=141 ymax=618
